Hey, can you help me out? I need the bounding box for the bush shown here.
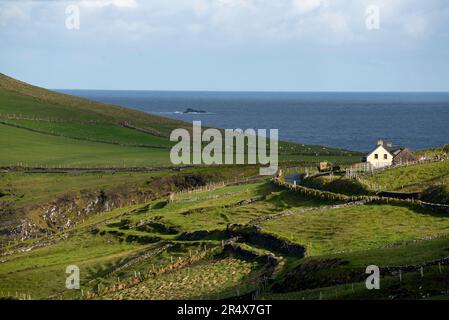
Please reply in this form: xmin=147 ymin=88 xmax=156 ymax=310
xmin=421 ymin=185 xmax=449 ymax=205
xmin=302 ymin=176 xmax=371 ymax=196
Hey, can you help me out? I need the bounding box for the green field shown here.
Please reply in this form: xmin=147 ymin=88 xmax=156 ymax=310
xmin=104 ymin=258 xmax=260 ymax=300
xmin=97 ymin=182 xmax=334 ymax=238
xmin=260 ymin=203 xmax=449 ymax=256
xmin=0 ymin=171 xmax=170 ymax=211
xmin=361 ymin=160 xmax=449 ymax=192
xmin=0 ymin=74 xmax=189 ymax=136
xmin=1 ymin=119 xmax=173 ymax=148
xmin=0 ymin=124 xmax=170 ymax=167
xmin=302 ymin=175 xmax=372 ymax=196
xmin=0 ymin=230 xmax=142 ymax=299
xmin=3 ymin=178 xmax=449 ymax=300
xmin=0 ymin=165 xmax=260 ymax=242
xmin=0 ymin=118 xmax=359 ymax=169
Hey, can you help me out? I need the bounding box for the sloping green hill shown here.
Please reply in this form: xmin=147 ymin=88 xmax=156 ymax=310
xmin=0 ymin=124 xmax=170 ymax=167
xmin=361 ymin=159 xmax=449 ymax=192
xmin=0 ymin=73 xmax=189 ymax=137
xmin=0 ymin=73 xmax=359 ymax=168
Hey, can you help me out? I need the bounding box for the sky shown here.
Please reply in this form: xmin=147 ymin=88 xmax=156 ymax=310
xmin=1 ymin=0 xmax=449 ymax=91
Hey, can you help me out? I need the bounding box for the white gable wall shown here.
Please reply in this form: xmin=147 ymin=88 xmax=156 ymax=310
xmin=366 ymin=145 xmax=393 ymax=169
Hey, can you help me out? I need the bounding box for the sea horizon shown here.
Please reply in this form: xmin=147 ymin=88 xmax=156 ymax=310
xmin=59 ymin=90 xmax=449 ymax=153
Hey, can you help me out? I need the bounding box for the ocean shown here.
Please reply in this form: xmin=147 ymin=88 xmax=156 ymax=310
xmin=60 ymin=90 xmax=449 ymax=152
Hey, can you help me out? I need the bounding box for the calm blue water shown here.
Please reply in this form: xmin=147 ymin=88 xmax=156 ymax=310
xmin=60 ymin=90 xmax=449 ymax=152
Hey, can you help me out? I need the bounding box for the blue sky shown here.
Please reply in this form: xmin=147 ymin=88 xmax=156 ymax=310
xmin=1 ymin=0 xmax=449 ymax=91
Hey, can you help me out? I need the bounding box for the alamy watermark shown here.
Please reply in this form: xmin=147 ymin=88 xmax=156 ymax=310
xmin=365 ymin=5 xmax=380 ymax=30
xmin=66 ymin=265 xmax=80 ymax=289
xmin=63 ymin=3 xmax=380 ymax=32
xmin=65 ymin=4 xmax=80 ymax=30
xmin=170 ymin=121 xmax=278 ymax=175
xmin=365 ymin=265 xmax=380 ymax=290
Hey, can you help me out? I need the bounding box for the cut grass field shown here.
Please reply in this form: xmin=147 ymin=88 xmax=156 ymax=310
xmin=104 ymin=258 xmax=260 ymax=300
xmin=260 ymin=203 xmax=449 ymax=256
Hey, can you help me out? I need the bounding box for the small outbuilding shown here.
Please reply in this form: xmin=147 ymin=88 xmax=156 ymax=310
xmin=391 ymin=147 xmax=417 ymax=165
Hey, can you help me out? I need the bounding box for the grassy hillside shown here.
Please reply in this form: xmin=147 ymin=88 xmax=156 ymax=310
xmin=0 ymin=165 xmax=259 ymax=244
xmin=103 ymin=258 xmax=260 ymax=300
xmin=302 ymin=175 xmax=372 ymax=196
xmin=0 ymin=124 xmax=170 ymax=167
xmin=0 ymin=73 xmax=189 ymax=137
xmin=0 ymin=120 xmax=172 ymax=148
xmin=0 ymin=121 xmax=359 ymax=168
xmin=4 ymin=74 xmax=449 ymax=301
xmin=0 ymin=73 xmax=359 ymax=168
xmin=0 ymin=166 xmax=258 ymax=215
xmin=2 ymin=180 xmax=449 ymax=300
xmin=361 ymin=160 xmax=449 ymax=192
xmin=260 ymin=203 xmax=449 ymax=256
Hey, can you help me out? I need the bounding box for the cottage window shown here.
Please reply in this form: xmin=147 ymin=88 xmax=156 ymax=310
xmin=384 ymin=154 xmax=388 ymax=160
xmin=374 ymin=154 xmax=378 ymax=159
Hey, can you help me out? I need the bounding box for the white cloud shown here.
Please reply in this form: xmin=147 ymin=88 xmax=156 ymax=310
xmin=79 ymin=0 xmax=137 ymax=9
xmin=292 ymin=0 xmax=321 ymax=15
xmin=402 ymin=14 xmax=429 ymax=38
xmin=1 ymin=0 xmax=448 ymax=47
xmin=193 ymin=0 xmax=210 ymax=16
xmin=0 ymin=3 xmax=30 ymax=27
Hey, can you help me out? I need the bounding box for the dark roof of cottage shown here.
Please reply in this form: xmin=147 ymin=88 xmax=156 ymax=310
xmin=385 ymin=146 xmax=403 ymax=155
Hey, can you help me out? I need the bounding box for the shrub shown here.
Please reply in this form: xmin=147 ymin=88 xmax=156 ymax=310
xmin=302 ymin=176 xmax=371 ymax=196
xmin=421 ymin=185 xmax=449 ymax=205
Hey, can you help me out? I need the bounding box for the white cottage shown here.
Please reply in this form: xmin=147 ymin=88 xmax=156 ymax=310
xmin=363 ymin=140 xmax=417 ymax=169
xmin=363 ymin=140 xmax=394 ymax=169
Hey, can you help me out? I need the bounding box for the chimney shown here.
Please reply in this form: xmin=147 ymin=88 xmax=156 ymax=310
xmin=377 ymin=139 xmax=384 ymax=146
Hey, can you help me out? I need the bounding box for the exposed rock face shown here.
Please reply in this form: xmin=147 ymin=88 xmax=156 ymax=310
xmin=4 ymin=173 xmax=214 ymax=241
xmin=10 ymin=188 xmax=155 ymax=240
